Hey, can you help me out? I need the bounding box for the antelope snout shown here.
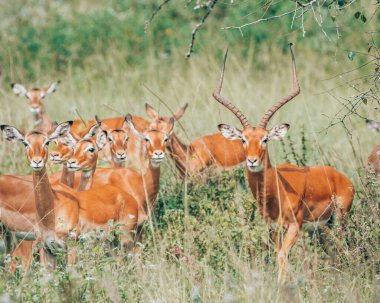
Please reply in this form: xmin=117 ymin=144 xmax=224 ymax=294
xmin=115 ymin=151 xmax=127 ymax=161
xmin=66 ymin=159 xmax=80 ymax=171
xmin=152 ymin=150 xmax=165 ymax=160
xmin=50 ymin=152 xmax=62 ymax=163
xmin=246 ymin=157 xmax=263 ymax=172
xmin=31 ymin=158 xmax=44 ymax=170
xmin=30 ymin=106 xmax=41 ymax=113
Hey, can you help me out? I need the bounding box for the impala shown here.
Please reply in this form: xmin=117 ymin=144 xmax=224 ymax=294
xmin=5 ymin=120 xmax=102 ymax=270
xmin=143 ymin=103 xmax=245 ymax=179
xmin=212 ymin=45 xmax=355 ymax=283
xmin=0 ymin=122 xmax=139 ymax=268
xmin=101 ymin=125 xmax=130 ymax=168
xmin=11 ymin=81 xmax=60 ymax=133
xmin=366 ymin=119 xmax=380 ymax=183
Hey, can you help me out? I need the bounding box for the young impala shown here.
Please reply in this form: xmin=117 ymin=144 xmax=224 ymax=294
xmin=212 ymin=45 xmax=355 ymax=283
xmin=11 ymin=81 xmax=60 ymax=133
xmin=144 ymin=103 xmax=245 ymax=179
xmin=0 ymin=122 xmax=139 ymax=269
xmin=366 ymin=119 xmax=380 ymax=183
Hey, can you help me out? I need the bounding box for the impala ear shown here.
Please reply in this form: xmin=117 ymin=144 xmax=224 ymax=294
xmin=11 ymin=83 xmax=28 ymax=97
xmin=42 ymin=80 xmax=60 ymax=98
xmin=125 ymin=114 xmax=145 ymax=139
xmin=96 ymin=130 xmax=108 ymax=151
xmin=59 ymin=133 xmax=77 ymax=148
xmin=80 ymin=120 xmax=101 ymax=141
xmin=0 ymin=125 xmax=26 ymax=143
xmin=167 ymin=117 xmax=175 ymax=136
xmin=267 ymin=123 xmax=290 ymax=141
xmin=48 ymin=121 xmax=73 ymax=140
xmin=218 ymin=124 xmax=243 ymax=141
xmin=367 ymin=119 xmax=380 ymax=133
xmin=145 ymin=103 xmax=159 ymax=120
xmin=173 ymin=103 xmax=188 ymax=120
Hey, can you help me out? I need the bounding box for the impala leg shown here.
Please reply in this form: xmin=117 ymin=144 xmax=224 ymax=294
xmin=11 ymin=240 xmax=35 ymax=273
xmin=277 ymin=222 xmax=300 ymax=284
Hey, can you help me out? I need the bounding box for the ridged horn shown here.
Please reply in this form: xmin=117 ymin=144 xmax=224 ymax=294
xmin=212 ymin=49 xmax=250 ymax=129
xmin=258 ymin=43 xmax=300 ymax=129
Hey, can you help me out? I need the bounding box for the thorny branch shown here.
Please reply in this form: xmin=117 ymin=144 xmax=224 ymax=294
xmin=324 ymin=38 xmax=380 ymax=134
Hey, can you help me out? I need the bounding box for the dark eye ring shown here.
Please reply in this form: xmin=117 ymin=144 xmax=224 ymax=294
xmin=23 ymin=142 xmax=29 ymax=148
xmin=88 ymin=148 xmax=95 ymax=153
xmin=262 ymin=137 xmax=268 ymax=144
xmin=164 ymin=137 xmax=168 ymax=142
xmin=144 ymin=137 xmax=150 ymax=142
xmin=45 ymin=141 xmax=50 ymax=146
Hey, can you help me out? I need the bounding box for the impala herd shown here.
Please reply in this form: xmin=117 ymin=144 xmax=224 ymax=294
xmin=0 ymin=44 xmax=376 ymax=284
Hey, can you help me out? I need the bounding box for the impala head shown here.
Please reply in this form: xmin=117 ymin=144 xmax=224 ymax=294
xmin=0 ymin=121 xmax=72 ymax=171
xmin=11 ymin=81 xmax=60 ymax=113
xmin=107 ymin=127 xmax=129 ymax=163
xmin=213 ymin=44 xmax=300 ymax=173
xmin=125 ymin=113 xmax=175 ymax=167
xmin=50 ymin=129 xmax=77 ymax=164
xmin=66 ymin=119 xmax=106 ymax=172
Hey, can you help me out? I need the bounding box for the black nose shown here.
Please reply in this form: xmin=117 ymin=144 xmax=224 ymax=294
xmin=33 ymin=159 xmax=42 ymax=164
xmin=155 ymin=151 xmax=163 ymax=156
xmin=67 ymin=160 xmax=75 ymax=164
xmin=248 ymin=158 xmax=257 ymax=164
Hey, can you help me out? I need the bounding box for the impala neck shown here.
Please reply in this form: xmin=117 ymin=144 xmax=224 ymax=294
xmin=34 ymin=106 xmax=51 ymax=133
xmin=111 ymin=159 xmax=124 ymax=168
xmin=33 ymin=167 xmax=56 ymax=233
xmin=141 ymin=160 xmax=161 ymax=214
xmin=167 ymin=134 xmax=189 ymax=178
xmin=60 ymin=164 xmax=75 ymax=188
xmin=77 ymin=169 xmax=95 ymax=192
xmin=246 ymin=150 xmax=276 ymax=221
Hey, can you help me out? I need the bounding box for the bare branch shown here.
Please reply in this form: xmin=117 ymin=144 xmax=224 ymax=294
xmin=186 ymin=0 xmax=219 ymax=58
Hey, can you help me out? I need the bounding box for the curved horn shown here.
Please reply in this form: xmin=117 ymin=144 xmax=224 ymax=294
xmin=212 ymin=49 xmax=250 ymax=129
xmin=258 ymin=43 xmax=300 ymax=129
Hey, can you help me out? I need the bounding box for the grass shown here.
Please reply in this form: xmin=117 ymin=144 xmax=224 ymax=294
xmin=0 ymin=1 xmax=379 ymax=302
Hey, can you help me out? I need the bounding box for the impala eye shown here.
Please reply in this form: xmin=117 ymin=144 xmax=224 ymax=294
xmin=125 ymin=137 xmax=129 ymax=142
xmin=261 ymin=137 xmax=268 ymax=144
xmin=23 ymin=142 xmax=29 ymax=148
xmin=163 ymin=137 xmax=168 ymax=142
xmin=88 ymin=147 xmax=95 ymax=153
xmin=45 ymin=141 xmax=50 ymax=146
xmin=144 ymin=137 xmax=150 ymax=142
xmin=241 ymin=138 xmax=247 ymax=145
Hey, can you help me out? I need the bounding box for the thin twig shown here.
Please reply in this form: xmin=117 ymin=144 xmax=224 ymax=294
xmin=145 ymin=0 xmax=172 ymax=32
xmin=186 ymin=0 xmax=219 ymax=58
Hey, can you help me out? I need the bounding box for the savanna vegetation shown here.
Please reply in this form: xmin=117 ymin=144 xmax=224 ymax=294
xmin=0 ymin=0 xmax=379 ymax=302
